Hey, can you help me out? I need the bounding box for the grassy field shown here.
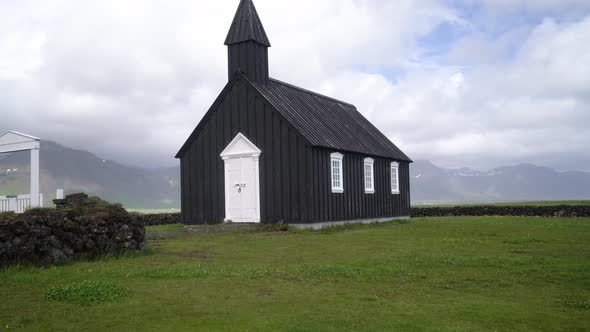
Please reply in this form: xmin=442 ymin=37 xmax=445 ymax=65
xmin=413 ymin=200 xmax=590 ymax=208
xmin=1 ymin=217 xmax=589 ymax=331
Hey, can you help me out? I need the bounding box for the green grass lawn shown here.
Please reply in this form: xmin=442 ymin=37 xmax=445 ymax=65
xmin=1 ymin=217 xmax=589 ymax=331
xmin=413 ymin=200 xmax=590 ymax=208
xmin=144 ymin=223 xmax=185 ymax=231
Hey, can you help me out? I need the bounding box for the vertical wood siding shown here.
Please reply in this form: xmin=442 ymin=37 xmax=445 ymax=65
xmin=228 ymin=41 xmax=269 ymax=84
xmin=180 ymin=79 xmax=310 ymax=224
xmin=306 ymin=148 xmax=411 ymax=223
xmin=180 ymin=78 xmax=411 ymax=225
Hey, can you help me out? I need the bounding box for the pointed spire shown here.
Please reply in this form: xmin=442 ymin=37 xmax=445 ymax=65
xmin=225 ymin=0 xmax=271 ymax=47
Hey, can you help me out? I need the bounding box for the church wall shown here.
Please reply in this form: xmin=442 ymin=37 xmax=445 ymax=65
xmin=180 ymin=78 xmax=312 ymax=224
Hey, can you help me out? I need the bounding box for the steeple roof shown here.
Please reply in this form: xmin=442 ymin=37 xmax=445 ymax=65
xmin=224 ymin=0 xmax=271 ymax=47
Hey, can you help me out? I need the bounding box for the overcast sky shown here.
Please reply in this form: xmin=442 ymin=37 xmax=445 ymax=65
xmin=1 ymin=0 xmax=589 ymax=171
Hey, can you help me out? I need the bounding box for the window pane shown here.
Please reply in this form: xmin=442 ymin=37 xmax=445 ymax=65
xmin=391 ymin=165 xmax=398 ymax=191
xmin=364 ymin=163 xmax=373 ymax=191
xmin=332 ymin=159 xmax=343 ymax=190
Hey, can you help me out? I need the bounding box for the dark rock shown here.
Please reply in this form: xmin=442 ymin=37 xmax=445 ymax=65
xmin=412 ymin=205 xmax=590 ymax=218
xmin=49 ymin=248 xmax=68 ymax=264
xmin=0 ymin=193 xmax=146 ymax=267
xmin=39 ymin=226 xmax=52 ymax=237
xmin=129 ymin=213 xmax=181 ymax=226
xmin=86 ymin=239 xmax=96 ymax=249
xmin=53 ymin=193 xmax=88 ymax=209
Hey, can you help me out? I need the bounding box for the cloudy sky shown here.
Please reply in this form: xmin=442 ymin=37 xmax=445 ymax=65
xmin=1 ymin=0 xmax=589 ymax=171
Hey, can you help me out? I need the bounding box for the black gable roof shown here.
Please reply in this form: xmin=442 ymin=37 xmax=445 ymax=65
xmin=252 ymin=78 xmax=412 ymax=162
xmin=225 ymin=0 xmax=271 ymax=47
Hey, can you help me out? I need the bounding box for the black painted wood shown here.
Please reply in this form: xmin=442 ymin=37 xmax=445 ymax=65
xmin=305 ymin=148 xmax=411 ymax=224
xmin=177 ymin=0 xmax=411 ymax=225
xmin=226 ymin=0 xmax=270 ymax=84
xmin=224 ymin=0 xmax=271 ymax=47
xmin=179 ymin=78 xmax=310 ymax=224
xmin=253 ymin=79 xmax=411 ymax=161
xmin=178 ymin=75 xmax=411 ymax=225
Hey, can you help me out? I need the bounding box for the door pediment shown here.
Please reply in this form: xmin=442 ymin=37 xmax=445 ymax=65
xmin=220 ymin=133 xmax=261 ymax=159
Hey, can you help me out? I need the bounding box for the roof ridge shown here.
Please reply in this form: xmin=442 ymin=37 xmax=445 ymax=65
xmin=268 ymin=78 xmax=356 ymax=108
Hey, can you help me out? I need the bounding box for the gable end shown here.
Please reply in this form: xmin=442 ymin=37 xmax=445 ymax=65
xmin=176 ymin=72 xmax=311 ymax=159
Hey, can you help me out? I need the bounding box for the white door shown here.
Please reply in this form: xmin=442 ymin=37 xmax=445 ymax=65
xmin=226 ymin=157 xmax=259 ymax=223
xmin=221 ymin=133 xmax=261 ymax=223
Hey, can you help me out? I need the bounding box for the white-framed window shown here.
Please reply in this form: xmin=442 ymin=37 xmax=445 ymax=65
xmin=364 ymin=158 xmax=375 ymax=194
xmin=331 ymin=152 xmax=344 ymax=193
xmin=391 ymin=162 xmax=400 ymax=194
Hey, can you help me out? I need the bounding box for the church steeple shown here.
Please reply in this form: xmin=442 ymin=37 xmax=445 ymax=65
xmin=225 ymin=0 xmax=271 ymax=84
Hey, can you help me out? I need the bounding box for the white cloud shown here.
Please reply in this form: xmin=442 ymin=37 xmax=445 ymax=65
xmin=318 ymin=14 xmax=590 ymax=170
xmin=0 ymin=0 xmax=588 ymax=171
xmin=0 ymin=0 xmax=454 ymax=167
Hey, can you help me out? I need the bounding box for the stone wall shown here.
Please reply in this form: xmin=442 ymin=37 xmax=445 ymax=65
xmin=412 ymin=205 xmax=590 ymax=218
xmin=128 ymin=205 xmax=590 ymax=227
xmin=130 ymin=213 xmax=181 ymax=226
xmin=0 ymin=194 xmax=146 ymax=266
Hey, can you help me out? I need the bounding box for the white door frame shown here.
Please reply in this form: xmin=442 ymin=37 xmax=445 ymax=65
xmin=0 ymin=131 xmax=42 ymax=209
xmin=220 ymin=133 xmax=261 ymax=223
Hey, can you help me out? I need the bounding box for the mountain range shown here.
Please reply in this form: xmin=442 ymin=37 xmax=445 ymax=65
xmin=0 ymin=141 xmax=588 ymax=208
xmin=411 ymin=160 xmax=590 ymax=204
xmin=0 ymin=141 xmax=179 ymax=209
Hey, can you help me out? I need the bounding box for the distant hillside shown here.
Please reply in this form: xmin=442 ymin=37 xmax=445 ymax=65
xmin=0 ymin=141 xmax=179 ymax=209
xmin=2 ymin=141 xmax=588 ymax=208
xmin=411 ymin=160 xmax=590 ymax=204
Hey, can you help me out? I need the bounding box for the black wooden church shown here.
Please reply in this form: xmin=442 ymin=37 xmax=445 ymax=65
xmin=176 ymin=0 xmax=412 ymax=226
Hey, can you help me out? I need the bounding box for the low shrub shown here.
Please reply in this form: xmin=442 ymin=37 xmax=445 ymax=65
xmin=0 ymin=211 xmax=18 ymax=223
xmin=260 ymin=220 xmax=289 ymax=232
xmin=22 ymin=208 xmax=57 ymax=217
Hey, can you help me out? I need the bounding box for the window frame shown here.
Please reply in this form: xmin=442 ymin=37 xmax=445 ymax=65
xmin=391 ymin=162 xmax=400 ymax=194
xmin=364 ymin=158 xmax=375 ymax=194
xmin=330 ymin=152 xmax=344 ymax=194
